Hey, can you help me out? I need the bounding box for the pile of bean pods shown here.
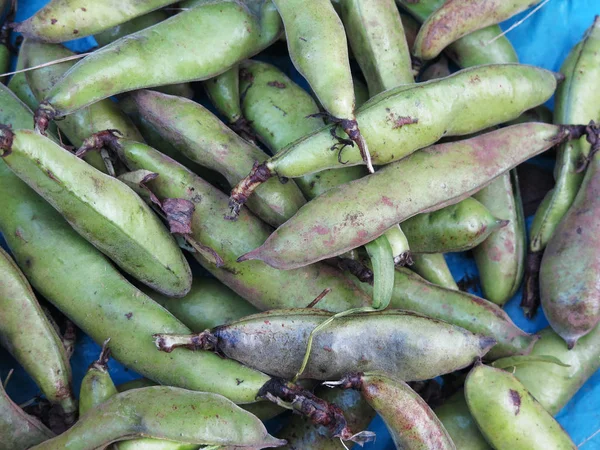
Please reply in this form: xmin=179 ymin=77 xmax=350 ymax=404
xmin=1 ymin=0 xmax=599 ymax=448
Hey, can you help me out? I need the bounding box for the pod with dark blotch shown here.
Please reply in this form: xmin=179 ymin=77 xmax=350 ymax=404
xmin=239 ymin=123 xmax=578 ymax=270
xmin=277 ymin=385 xmax=376 ymax=450
xmin=473 ymin=171 xmax=526 ymax=306
xmin=530 ymin=17 xmax=600 ymax=254
xmin=31 ymin=387 xmax=285 ymax=450
xmin=332 ymin=373 xmax=455 ymax=450
xmin=410 ymin=253 xmax=458 ymax=290
xmin=388 ymin=267 xmax=537 ymax=359
xmin=129 ymin=89 xmax=306 ymax=227
xmin=155 ymin=309 xmax=495 ymax=381
xmin=540 ymin=150 xmax=600 ymax=348
xmin=413 ymin=0 xmax=543 ymax=60
xmin=0 ymin=381 xmax=54 ymax=449
xmin=35 ymin=1 xmax=282 ymax=123
xmin=396 ymin=0 xmax=518 ymax=66
xmin=0 ymin=246 xmax=76 ymax=419
xmin=401 ymin=197 xmax=509 ymax=254
xmin=238 ymin=60 xmax=366 ymax=200
xmin=115 ymin=135 xmax=373 ymax=313
xmin=79 ymin=341 xmax=117 ymax=416
xmin=21 ymin=39 xmax=143 ymax=172
xmin=143 ymin=277 xmax=259 ymax=332
xmin=465 ymin=364 xmax=577 ymax=450
xmin=339 ymin=0 xmax=414 ymax=96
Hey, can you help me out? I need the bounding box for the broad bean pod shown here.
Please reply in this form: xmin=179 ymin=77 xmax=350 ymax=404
xmin=409 ymin=253 xmax=458 ymax=290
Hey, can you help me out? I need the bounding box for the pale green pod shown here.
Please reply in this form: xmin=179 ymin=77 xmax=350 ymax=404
xmin=238 ymin=59 xmax=366 ymax=200
xmin=401 ymin=197 xmax=508 ymax=254
xmin=0 ymin=128 xmax=192 ymax=297
xmin=79 ymin=343 xmax=117 ymax=416
xmin=0 ymin=247 xmax=76 ymax=418
xmin=7 ymin=51 xmax=44 ymax=114
xmin=474 ymin=171 xmax=526 ymax=306
xmin=203 ymin=66 xmax=244 ymax=125
xmin=129 ymin=89 xmax=306 ymax=227
xmin=240 ymin=123 xmax=574 ymax=270
xmin=31 ymin=387 xmax=285 ymax=450
xmin=384 ymin=224 xmax=411 ymax=263
xmin=339 ymin=0 xmax=414 ymax=96
xmin=0 ymin=381 xmax=54 ymax=449
xmin=465 ymin=364 xmax=577 ymax=450
xmin=410 ymin=253 xmax=458 ymax=290
xmin=413 ymin=0 xmax=543 ymax=60
xmin=37 ymin=1 xmax=282 ymax=120
xmin=530 ymin=17 xmax=600 ymax=253
xmin=15 ymin=0 xmax=180 ymax=42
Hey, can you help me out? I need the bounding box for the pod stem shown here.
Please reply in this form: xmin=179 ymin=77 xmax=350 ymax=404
xmin=226 ymin=161 xmax=273 ymax=221
xmin=521 ymin=249 xmax=544 ymax=318
xmin=34 ymin=102 xmax=58 ymax=136
xmin=153 ymin=331 xmax=217 ymax=353
xmin=89 ymin=338 xmax=111 ymax=372
xmin=340 ymin=119 xmax=374 ymax=174
xmin=258 ymin=378 xmax=374 ymax=444
xmin=323 ymin=372 xmax=364 ymax=391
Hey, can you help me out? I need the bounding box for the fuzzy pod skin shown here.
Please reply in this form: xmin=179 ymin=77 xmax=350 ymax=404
xmin=129 ymin=89 xmax=306 ymax=228
xmin=256 ymin=64 xmax=558 ymax=175
xmin=31 ymin=387 xmax=285 ymax=450
xmin=413 ymin=0 xmax=543 ymax=60
xmin=143 ymin=277 xmax=259 ymax=332
xmin=241 ymin=123 xmax=574 ymax=270
xmin=0 ymin=161 xmax=273 ymax=404
xmin=388 ymin=267 xmax=536 ymax=359
xmin=160 ymin=309 xmax=495 ymax=381
xmin=277 ymin=386 xmax=375 ymax=450
xmin=401 ymin=197 xmax=508 ymax=254
xmin=273 ymin=0 xmax=354 ymax=121
xmin=37 ymin=1 xmax=282 ymax=119
xmin=540 ymin=153 xmax=600 ymax=348
xmin=117 ymin=138 xmax=373 ymax=313
xmin=21 ymin=39 xmax=143 ymax=172
xmin=473 ymin=171 xmax=526 ymax=306
xmin=339 ymin=0 xmax=414 ymax=96
xmin=530 ymin=17 xmax=600 ymax=253
xmin=341 ymin=373 xmax=455 ymax=450
xmin=238 ymin=60 xmax=366 ymax=200
xmin=14 ymin=0 xmax=180 ymax=43
xmin=0 ymin=129 xmax=192 ymax=298
xmin=409 ymin=253 xmax=458 ymax=290
xmin=0 ymin=247 xmax=77 ymax=417
xmin=396 ymin=0 xmax=517 ymax=66
xmin=0 ymin=381 xmax=55 ymax=450
xmin=465 ymin=364 xmax=577 ymax=450
xmin=434 ymin=391 xmax=491 ymax=450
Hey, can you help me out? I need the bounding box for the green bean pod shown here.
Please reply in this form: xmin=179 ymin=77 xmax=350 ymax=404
xmin=128 ymin=89 xmax=306 ymax=227
xmin=143 ymin=278 xmax=259 ymax=332
xmin=114 ymin=135 xmax=373 ymax=313
xmin=465 ymin=364 xmax=576 ymax=450
xmin=277 ymin=386 xmax=376 ymax=450
xmin=35 ymin=0 xmax=282 ymax=124
xmin=401 ymin=197 xmax=508 ymax=254
xmin=31 ymin=387 xmax=285 ymax=450
xmin=14 ymin=0 xmax=181 ymax=42
xmin=409 ymin=253 xmax=458 ymax=290
xmin=397 ymin=0 xmax=518 ymax=66
xmin=79 ymin=341 xmax=117 ymax=416
xmin=238 ymin=60 xmax=366 ymax=200
xmin=0 ymin=381 xmax=55 ymax=449
xmin=530 ymin=17 xmax=600 ymax=253
xmin=0 ymin=246 xmax=76 ymax=417
xmin=8 ymin=53 xmax=44 ymax=113
xmin=413 ymin=0 xmax=543 ymax=60
xmin=473 ymin=171 xmax=526 ymax=305
xmin=21 ymin=39 xmax=143 ymax=172
xmin=540 ymin=151 xmax=600 ymax=348
xmin=239 ymin=123 xmax=577 ymax=270
xmin=229 ymin=64 xmax=558 ymax=210
xmin=155 ymin=309 xmax=495 ymax=381
xmin=339 ymin=0 xmax=414 ymax=96
xmin=331 ymin=373 xmax=455 ymax=450
xmin=0 ymin=128 xmax=192 ymax=297
xmin=388 ymin=267 xmax=537 ymax=359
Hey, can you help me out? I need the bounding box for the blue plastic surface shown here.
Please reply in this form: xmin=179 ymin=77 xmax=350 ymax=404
xmin=2 ymin=0 xmax=600 ymax=448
